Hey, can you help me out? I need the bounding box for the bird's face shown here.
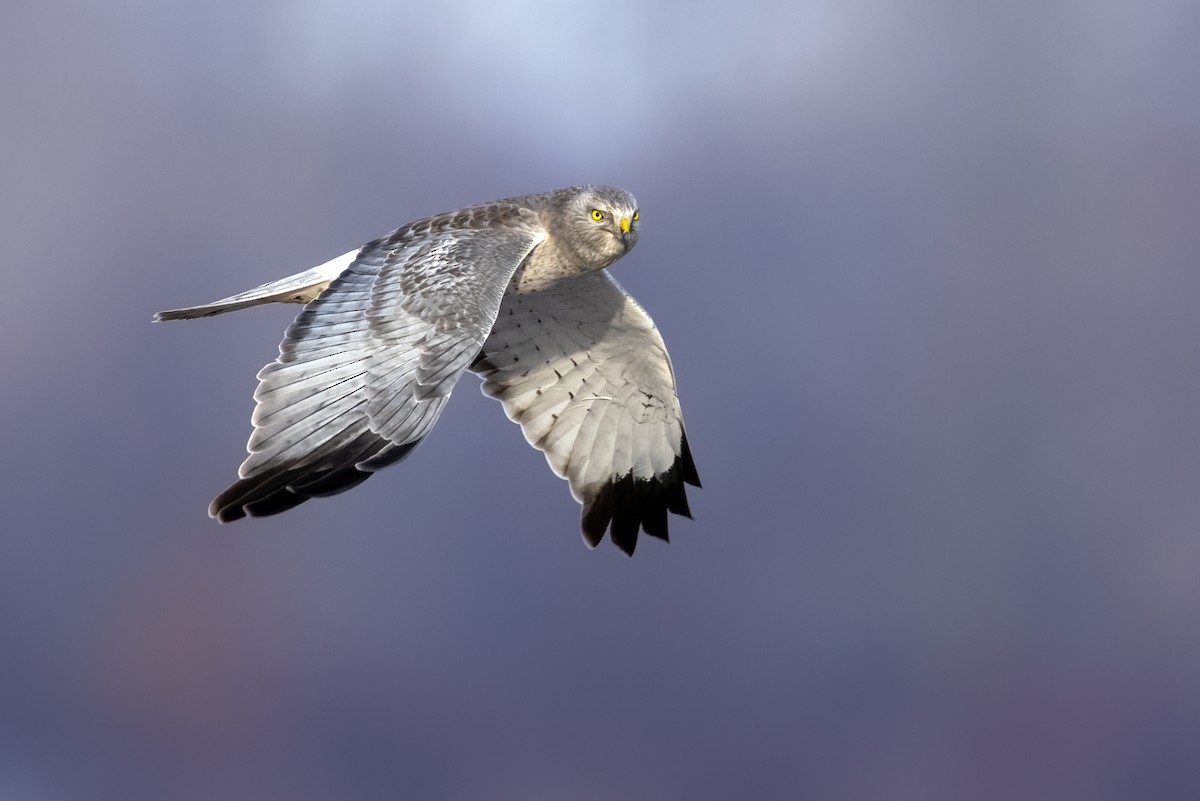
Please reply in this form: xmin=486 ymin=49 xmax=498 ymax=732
xmin=569 ymin=186 xmax=640 ymax=266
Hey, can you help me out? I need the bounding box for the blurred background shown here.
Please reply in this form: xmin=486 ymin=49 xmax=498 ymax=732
xmin=3 ymin=1 xmax=1199 ymax=799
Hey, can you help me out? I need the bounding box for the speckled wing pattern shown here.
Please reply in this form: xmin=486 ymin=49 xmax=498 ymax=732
xmin=471 ymin=270 xmax=700 ymax=555
xmin=211 ymin=204 xmax=545 ymax=521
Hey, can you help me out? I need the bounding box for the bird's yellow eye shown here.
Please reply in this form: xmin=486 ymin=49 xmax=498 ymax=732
xmin=632 ymin=211 xmax=639 ymax=221
xmin=591 ymin=209 xmax=604 ymax=221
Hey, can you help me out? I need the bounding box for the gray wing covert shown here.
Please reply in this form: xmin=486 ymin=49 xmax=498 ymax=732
xmin=211 ymin=206 xmax=545 ymax=521
xmin=471 ymin=270 xmax=700 ymax=555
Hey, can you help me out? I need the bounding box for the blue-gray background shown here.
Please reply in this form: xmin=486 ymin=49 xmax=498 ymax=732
xmin=3 ymin=2 xmax=1199 ymax=799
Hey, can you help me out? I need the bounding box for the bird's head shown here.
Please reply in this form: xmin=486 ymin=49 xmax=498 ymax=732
xmin=561 ymin=185 xmax=640 ymax=267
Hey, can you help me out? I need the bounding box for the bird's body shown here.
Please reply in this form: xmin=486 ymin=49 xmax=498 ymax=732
xmin=156 ymin=185 xmax=699 ymax=555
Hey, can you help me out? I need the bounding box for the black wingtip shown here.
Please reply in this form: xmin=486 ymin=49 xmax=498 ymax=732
xmin=207 ymin=435 xmax=424 ymax=524
xmin=578 ymin=452 xmax=698 ymax=556
xmin=680 ymin=429 xmax=701 ymax=488
xmin=210 ymin=499 xmax=245 ymax=523
xmin=210 ymin=469 xmax=360 ymax=523
xmin=608 ymin=476 xmax=642 ymax=556
xmin=581 ymin=483 xmax=615 ymax=548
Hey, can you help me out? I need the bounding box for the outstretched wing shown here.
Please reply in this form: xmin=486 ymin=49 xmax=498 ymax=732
xmin=471 ymin=270 xmax=700 ymax=555
xmin=212 ymin=205 xmax=545 ymax=521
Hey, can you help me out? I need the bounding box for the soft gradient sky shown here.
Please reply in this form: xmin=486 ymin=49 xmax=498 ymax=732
xmin=3 ymin=2 xmax=1200 ymax=799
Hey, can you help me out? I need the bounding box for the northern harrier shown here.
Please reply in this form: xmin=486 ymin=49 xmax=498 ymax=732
xmin=156 ymin=185 xmax=700 ymax=555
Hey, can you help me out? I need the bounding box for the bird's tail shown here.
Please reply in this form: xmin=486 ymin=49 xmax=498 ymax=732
xmin=153 ymin=250 xmax=356 ymax=321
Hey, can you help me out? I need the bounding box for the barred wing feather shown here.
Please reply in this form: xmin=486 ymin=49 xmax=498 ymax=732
xmin=211 ymin=206 xmax=545 ymax=521
xmin=471 ymin=271 xmax=700 ymax=555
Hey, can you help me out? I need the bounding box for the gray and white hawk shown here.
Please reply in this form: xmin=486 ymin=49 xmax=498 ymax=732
xmin=156 ymin=185 xmax=700 ymax=555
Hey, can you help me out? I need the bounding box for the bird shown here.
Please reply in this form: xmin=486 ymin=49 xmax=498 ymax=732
xmin=155 ymin=185 xmax=700 ymax=555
